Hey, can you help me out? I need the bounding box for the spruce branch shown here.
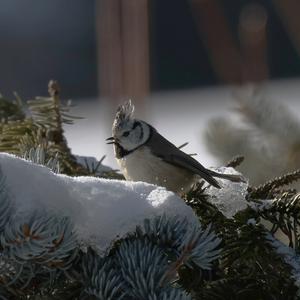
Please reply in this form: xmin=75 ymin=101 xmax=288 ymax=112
xmin=101 ymin=215 xmax=220 ymax=299
xmin=0 ymin=94 xmax=24 ymax=123
xmin=225 ymin=155 xmax=245 ymax=168
xmin=221 ymin=222 xmax=274 ymax=268
xmin=0 ymin=119 xmax=35 ymax=154
xmin=183 ymin=183 xmax=226 ymax=230
xmin=178 ymin=223 xmax=221 ymax=270
xmin=82 ymin=233 xmax=196 ymax=300
xmin=218 ymin=221 xmax=298 ymax=298
xmin=1 ymin=214 xmax=77 ymax=269
xmin=26 ymin=80 xmax=83 ymax=174
xmin=82 ymin=249 xmax=124 ymax=300
xmin=0 ymin=80 xmax=86 ymax=175
xmin=248 ymin=169 xmax=300 ymax=199
xmin=137 ymin=214 xmax=221 ymax=271
xmin=256 ymin=191 xmax=300 ymax=250
xmin=0 ymin=80 xmax=122 ymax=178
xmin=136 ymin=214 xmax=189 ymax=250
xmin=116 ymin=239 xmax=168 ymax=299
xmin=2 ymin=82 xmax=300 ymax=298
xmin=159 ymin=288 xmax=192 ymax=300
xmin=23 ymin=146 xmax=60 ymax=173
xmin=268 ymin=234 xmax=300 ymax=292
xmin=200 ymin=276 xmax=296 ymax=300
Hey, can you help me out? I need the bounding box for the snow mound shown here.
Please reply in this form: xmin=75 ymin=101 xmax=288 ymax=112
xmin=0 ymin=153 xmax=197 ymax=253
xmin=205 ymin=167 xmax=249 ymax=218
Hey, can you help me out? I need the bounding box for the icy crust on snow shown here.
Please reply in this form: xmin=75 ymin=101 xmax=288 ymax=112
xmin=0 ymin=153 xmax=197 ymax=253
xmin=205 ymin=167 xmax=249 ymax=218
xmin=249 ymin=199 xmax=275 ymax=211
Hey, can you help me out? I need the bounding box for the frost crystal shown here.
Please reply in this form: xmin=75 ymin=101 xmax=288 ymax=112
xmin=205 ymin=167 xmax=249 ymax=218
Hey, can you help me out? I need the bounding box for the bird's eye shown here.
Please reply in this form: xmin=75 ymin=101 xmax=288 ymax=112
xmin=123 ymin=131 xmax=130 ymax=137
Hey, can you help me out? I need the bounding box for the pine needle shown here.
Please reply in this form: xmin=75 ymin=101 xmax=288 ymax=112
xmin=225 ymin=155 xmax=245 ymax=168
xmin=248 ymin=169 xmax=300 ymax=199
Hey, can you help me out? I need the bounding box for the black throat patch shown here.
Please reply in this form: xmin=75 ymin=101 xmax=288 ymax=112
xmin=114 ymin=143 xmax=134 ymax=159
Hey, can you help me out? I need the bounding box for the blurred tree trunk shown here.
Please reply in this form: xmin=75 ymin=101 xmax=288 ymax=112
xmin=96 ymin=0 xmax=149 ymax=110
xmin=189 ymin=0 xmax=242 ymax=84
xmin=272 ymin=0 xmax=300 ymax=57
xmin=189 ymin=0 xmax=269 ymax=84
xmin=239 ymin=3 xmax=269 ymax=82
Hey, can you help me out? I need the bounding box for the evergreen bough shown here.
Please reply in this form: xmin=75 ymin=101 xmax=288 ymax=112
xmin=0 ymin=81 xmax=299 ymax=299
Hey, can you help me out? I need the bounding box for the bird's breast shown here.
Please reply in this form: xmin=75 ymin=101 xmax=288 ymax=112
xmin=116 ymin=146 xmax=194 ymax=194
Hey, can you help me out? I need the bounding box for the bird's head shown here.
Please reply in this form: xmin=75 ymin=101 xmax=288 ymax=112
xmin=107 ymin=100 xmax=151 ymax=152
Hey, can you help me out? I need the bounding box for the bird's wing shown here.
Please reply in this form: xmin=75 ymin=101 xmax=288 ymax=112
xmin=147 ymin=127 xmax=221 ymax=188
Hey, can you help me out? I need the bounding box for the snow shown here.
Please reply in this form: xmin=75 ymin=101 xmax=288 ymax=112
xmin=249 ymin=199 xmax=275 ymax=211
xmin=205 ymin=167 xmax=249 ymax=218
xmin=247 ymin=218 xmax=256 ymax=225
xmin=0 ymin=153 xmax=198 ymax=253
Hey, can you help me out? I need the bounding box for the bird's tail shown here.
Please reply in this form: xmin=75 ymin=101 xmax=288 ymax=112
xmin=208 ymin=170 xmax=246 ymax=184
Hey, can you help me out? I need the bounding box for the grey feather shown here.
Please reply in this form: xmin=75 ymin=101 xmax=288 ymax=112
xmin=207 ymin=169 xmax=245 ymax=183
xmin=146 ymin=126 xmax=222 ymax=188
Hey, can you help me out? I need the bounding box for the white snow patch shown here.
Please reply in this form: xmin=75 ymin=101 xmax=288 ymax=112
xmin=249 ymin=199 xmax=275 ymax=211
xmin=205 ymin=167 xmax=249 ymax=218
xmin=0 ymin=153 xmax=197 ymax=253
xmin=247 ymin=218 xmax=256 ymax=225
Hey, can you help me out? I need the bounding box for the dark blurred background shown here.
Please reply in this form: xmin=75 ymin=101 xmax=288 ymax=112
xmin=0 ymin=1 xmax=97 ymax=99
xmin=1 ymin=0 xmax=300 ymax=99
xmin=1 ymin=0 xmax=300 ymax=173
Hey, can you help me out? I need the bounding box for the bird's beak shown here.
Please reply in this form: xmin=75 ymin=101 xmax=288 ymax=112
xmin=106 ymin=137 xmax=116 ymax=144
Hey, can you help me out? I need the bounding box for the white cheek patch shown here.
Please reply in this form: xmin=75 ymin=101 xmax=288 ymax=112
xmin=113 ymin=120 xmax=151 ymax=153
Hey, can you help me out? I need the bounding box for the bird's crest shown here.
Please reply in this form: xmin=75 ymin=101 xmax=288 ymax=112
xmin=113 ymin=99 xmax=135 ymax=130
